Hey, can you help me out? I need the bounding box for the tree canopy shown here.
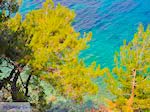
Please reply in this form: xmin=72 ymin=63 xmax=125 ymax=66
xmin=0 ymin=0 xmax=106 ymax=106
xmin=106 ymin=24 xmax=150 ymax=111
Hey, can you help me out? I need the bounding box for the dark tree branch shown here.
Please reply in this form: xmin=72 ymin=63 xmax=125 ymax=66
xmin=10 ymin=64 xmax=26 ymax=102
xmin=25 ymin=74 xmax=32 ymax=97
xmin=10 ymin=69 xmax=20 ymax=101
xmin=0 ymin=57 xmax=27 ymax=102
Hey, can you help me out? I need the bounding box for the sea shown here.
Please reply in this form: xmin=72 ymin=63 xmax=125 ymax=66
xmin=19 ymin=0 xmax=150 ymax=69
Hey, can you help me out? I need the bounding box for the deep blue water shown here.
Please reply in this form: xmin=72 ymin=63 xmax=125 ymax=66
xmin=20 ymin=0 xmax=150 ymax=68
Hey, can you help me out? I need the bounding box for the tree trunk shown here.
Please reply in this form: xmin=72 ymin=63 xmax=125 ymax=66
xmin=127 ymin=69 xmax=136 ymax=111
xmin=10 ymin=69 xmax=21 ymax=102
xmin=25 ymin=74 xmax=32 ymax=97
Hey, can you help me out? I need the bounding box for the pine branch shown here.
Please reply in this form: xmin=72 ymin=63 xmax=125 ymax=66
xmin=25 ymin=74 xmax=32 ymax=97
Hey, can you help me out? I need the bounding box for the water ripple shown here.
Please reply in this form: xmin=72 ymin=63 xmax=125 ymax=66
xmin=20 ymin=0 xmax=150 ymax=68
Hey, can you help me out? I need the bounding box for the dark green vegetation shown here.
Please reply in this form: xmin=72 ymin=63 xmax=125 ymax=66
xmin=0 ymin=0 xmax=150 ymax=112
xmin=0 ymin=0 xmax=20 ymax=22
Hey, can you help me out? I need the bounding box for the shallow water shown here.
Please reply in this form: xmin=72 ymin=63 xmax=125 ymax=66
xmin=20 ymin=0 xmax=150 ymax=68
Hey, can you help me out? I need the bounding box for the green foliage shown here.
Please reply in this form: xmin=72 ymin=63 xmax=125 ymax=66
xmin=0 ymin=14 xmax=28 ymax=60
xmin=106 ymin=24 xmax=150 ymax=111
xmin=0 ymin=0 xmax=106 ymax=102
xmin=0 ymin=0 xmax=21 ymax=58
xmin=0 ymin=0 xmax=21 ymax=21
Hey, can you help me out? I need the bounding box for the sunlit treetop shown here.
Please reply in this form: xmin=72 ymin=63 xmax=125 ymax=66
xmin=0 ymin=0 xmax=107 ymax=101
xmin=106 ymin=24 xmax=150 ymax=111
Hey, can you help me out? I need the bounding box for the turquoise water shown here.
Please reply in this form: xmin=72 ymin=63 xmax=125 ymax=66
xmin=20 ymin=0 xmax=150 ymax=68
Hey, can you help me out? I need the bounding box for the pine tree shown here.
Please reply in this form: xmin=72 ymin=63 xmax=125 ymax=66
xmin=106 ymin=24 xmax=150 ymax=111
xmin=0 ymin=0 xmax=106 ymax=105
